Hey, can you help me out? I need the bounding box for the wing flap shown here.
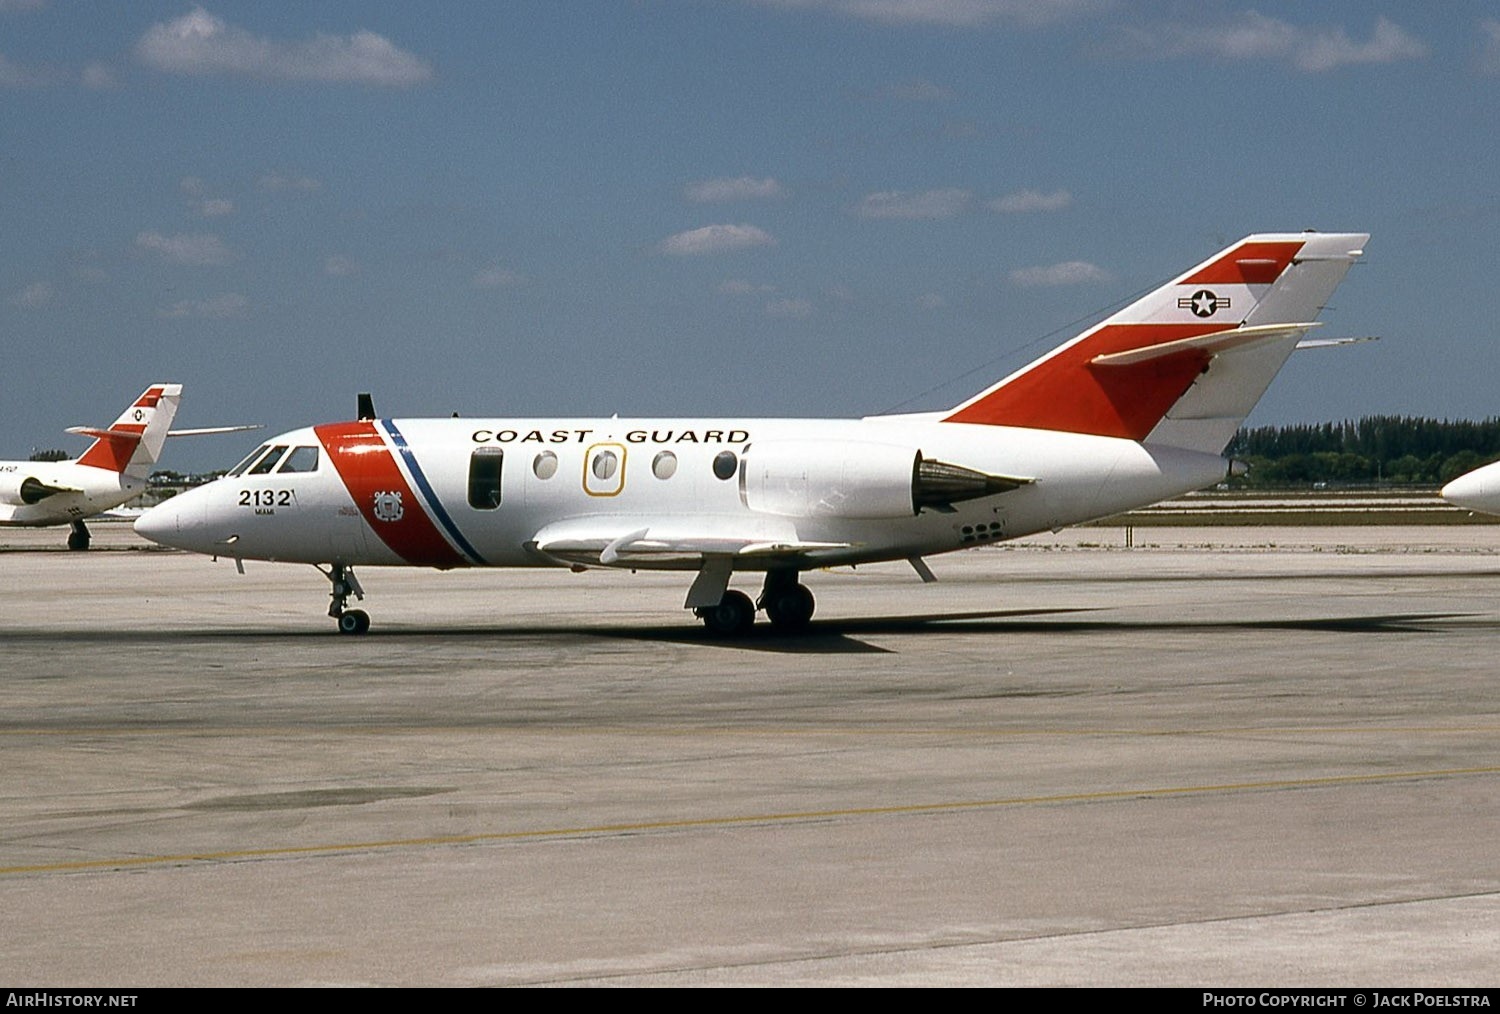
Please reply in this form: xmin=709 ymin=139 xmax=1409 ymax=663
xmin=532 ymin=516 xmax=852 ymax=569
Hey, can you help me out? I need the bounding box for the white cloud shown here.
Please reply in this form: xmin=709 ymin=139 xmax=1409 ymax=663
xmin=659 ymin=223 xmax=776 ymax=256
xmin=1120 ymin=13 xmax=1427 ymax=72
xmin=180 ymin=178 xmax=234 ymax=217
xmin=135 ymin=231 xmax=234 ymax=266
xmin=1009 ymin=260 xmax=1109 ymax=287
xmin=11 ymin=281 xmax=53 ymax=308
xmin=916 ymin=292 xmax=946 ymax=309
xmin=1478 ymin=19 xmax=1500 ymax=75
xmin=854 ymin=188 xmax=971 ymax=220
xmin=753 ymin=0 xmax=1108 ymax=29
xmin=136 ymin=7 xmax=431 ymax=86
xmin=765 ymin=297 xmax=812 ymax=318
xmin=473 ymin=264 xmax=525 ymax=289
xmin=988 ymin=188 xmax=1071 ymax=213
xmin=324 ymin=254 xmax=359 ymax=277
xmin=684 ymin=176 xmax=784 ymax=203
xmin=159 ymin=292 xmax=248 ymax=318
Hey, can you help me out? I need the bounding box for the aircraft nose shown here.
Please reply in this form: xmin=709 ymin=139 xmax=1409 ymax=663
xmin=1441 ymin=462 xmax=1500 ymax=516
xmin=135 ymin=488 xmax=206 ymax=549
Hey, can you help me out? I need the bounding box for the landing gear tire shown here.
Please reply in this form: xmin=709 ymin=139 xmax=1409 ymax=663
xmin=337 ymin=609 xmax=371 ymax=635
xmin=764 ymin=583 xmax=815 ymax=634
xmin=696 ymin=589 xmax=755 ymax=637
xmin=67 ymin=522 xmax=90 ymax=551
xmin=319 ymin=563 xmax=368 ymax=634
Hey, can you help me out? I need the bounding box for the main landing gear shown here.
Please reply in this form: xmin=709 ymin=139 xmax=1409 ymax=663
xmin=67 ymin=521 xmax=90 ymax=551
xmin=318 ymin=563 xmax=369 ymax=635
xmin=693 ymin=570 xmax=816 ymax=637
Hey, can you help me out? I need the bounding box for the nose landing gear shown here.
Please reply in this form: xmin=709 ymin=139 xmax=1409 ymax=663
xmin=318 ymin=563 xmax=369 ymax=634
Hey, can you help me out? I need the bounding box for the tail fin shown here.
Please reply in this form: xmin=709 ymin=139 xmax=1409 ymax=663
xmin=71 ymin=384 xmax=183 ymax=476
xmin=943 ymin=232 xmax=1368 ymax=453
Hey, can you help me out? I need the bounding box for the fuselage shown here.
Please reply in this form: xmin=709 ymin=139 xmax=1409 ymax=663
xmin=1441 ymin=459 xmax=1500 ymax=517
xmin=0 ymin=459 xmax=142 ymax=527
xmin=137 ymin=415 xmax=1232 ymax=570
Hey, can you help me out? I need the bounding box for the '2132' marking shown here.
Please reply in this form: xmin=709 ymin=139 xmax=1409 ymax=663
xmin=239 ymin=489 xmax=295 ymax=508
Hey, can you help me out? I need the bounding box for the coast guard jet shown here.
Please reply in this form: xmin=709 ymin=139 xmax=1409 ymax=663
xmin=1442 ymin=460 xmax=1500 ymax=515
xmin=1 ymin=384 xmax=253 ymax=549
xmin=137 ymin=232 xmax=1369 ymax=634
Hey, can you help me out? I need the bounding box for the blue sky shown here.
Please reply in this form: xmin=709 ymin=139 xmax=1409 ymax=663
xmin=3 ymin=1 xmax=1498 ymax=468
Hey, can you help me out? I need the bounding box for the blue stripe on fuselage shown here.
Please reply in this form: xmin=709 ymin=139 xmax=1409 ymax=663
xmin=381 ymin=419 xmax=489 ymax=566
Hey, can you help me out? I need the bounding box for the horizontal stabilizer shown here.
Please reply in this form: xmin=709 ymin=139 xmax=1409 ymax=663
xmin=168 ymin=424 xmax=264 ymax=437
xmin=1090 ymin=322 xmax=1321 ymax=367
xmin=1294 ymin=335 xmax=1378 ymax=351
xmin=66 ymin=426 xmax=142 ymax=442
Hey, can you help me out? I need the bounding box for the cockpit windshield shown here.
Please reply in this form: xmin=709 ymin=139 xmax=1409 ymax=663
xmin=278 ymin=446 xmax=320 ymax=473
xmin=248 ymin=446 xmax=288 ymax=475
xmin=228 ymin=445 xmax=270 ymax=477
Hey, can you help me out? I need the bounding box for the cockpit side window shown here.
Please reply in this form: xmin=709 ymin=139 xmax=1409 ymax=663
xmin=228 ymin=445 xmax=270 ymax=477
xmin=277 ymin=446 xmax=320 ymax=473
xmin=248 ymin=445 xmax=288 ymax=475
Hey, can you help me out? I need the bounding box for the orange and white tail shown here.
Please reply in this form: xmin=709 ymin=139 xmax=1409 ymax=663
xmin=943 ymin=232 xmax=1368 ymax=453
xmin=71 ymin=384 xmax=183 ymax=476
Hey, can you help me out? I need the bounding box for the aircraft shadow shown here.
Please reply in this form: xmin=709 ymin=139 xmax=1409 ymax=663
xmin=2 ymin=610 xmax=1483 ymax=654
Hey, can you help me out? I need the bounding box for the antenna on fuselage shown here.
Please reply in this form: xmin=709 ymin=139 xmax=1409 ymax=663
xmin=357 ymin=393 xmax=376 ymax=421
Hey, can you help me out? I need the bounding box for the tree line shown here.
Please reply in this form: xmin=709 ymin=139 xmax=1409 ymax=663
xmin=1226 ymin=416 xmax=1500 ymax=487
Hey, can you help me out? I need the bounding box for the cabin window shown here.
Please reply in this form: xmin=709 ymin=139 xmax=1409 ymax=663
xmin=652 ymin=450 xmax=677 ymax=480
xmin=468 ymin=447 xmax=504 ymax=509
xmin=712 ymin=450 xmax=737 ymax=481
xmin=277 ymin=446 xmax=320 ymax=473
xmin=591 ymin=449 xmax=618 ymax=481
xmin=582 ymin=443 xmax=626 ymax=497
xmin=228 ymin=445 xmax=270 ymax=477
xmin=533 ymin=450 xmax=558 ymax=480
xmin=248 ymin=445 xmax=288 ymax=475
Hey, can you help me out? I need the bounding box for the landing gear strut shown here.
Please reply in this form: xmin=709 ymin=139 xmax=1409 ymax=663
xmin=318 ymin=563 xmax=369 ymax=634
xmin=759 ymin=570 xmax=815 ymax=634
xmin=67 ymin=521 xmax=90 ymax=551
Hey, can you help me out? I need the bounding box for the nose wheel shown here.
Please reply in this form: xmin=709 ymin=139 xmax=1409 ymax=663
xmin=317 ymin=563 xmax=369 ymax=634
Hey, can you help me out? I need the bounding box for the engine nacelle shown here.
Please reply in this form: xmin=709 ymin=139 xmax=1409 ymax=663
xmin=739 ymin=440 xmax=921 ymax=519
xmin=740 ymin=440 xmax=920 ymax=520
xmin=739 ymin=440 xmax=1033 ymax=520
xmin=0 ymin=473 xmax=57 ymax=507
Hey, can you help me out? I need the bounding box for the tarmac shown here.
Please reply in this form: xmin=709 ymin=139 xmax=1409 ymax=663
xmin=2 ymin=521 xmax=1499 ymax=986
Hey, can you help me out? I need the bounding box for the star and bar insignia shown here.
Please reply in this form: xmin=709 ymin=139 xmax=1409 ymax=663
xmin=1178 ymin=289 xmax=1230 ymax=317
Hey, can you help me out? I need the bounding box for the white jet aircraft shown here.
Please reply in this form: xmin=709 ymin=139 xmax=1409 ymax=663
xmin=136 ymin=232 xmax=1369 ymax=635
xmin=1441 ymin=460 xmax=1500 ymax=515
xmin=1 ymin=384 xmax=256 ymax=549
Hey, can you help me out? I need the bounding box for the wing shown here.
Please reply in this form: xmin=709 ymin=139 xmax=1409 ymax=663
xmin=528 ymin=516 xmax=854 ymax=570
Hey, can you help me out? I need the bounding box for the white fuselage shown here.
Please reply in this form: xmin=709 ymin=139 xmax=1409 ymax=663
xmin=138 ymin=415 xmax=1231 ymax=571
xmin=1441 ymin=459 xmax=1500 ymax=517
xmin=0 ymin=459 xmax=143 ymax=527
